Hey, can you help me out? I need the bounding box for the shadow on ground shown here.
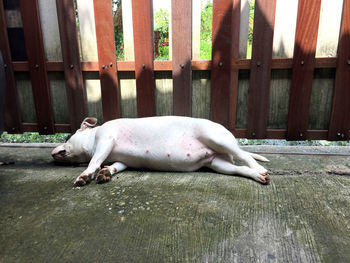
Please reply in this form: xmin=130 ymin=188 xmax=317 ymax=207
xmin=0 ymin=146 xmax=350 ymax=262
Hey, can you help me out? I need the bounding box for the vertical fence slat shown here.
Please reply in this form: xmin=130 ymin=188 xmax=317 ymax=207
xmin=93 ymin=0 xmax=120 ymax=122
xmin=247 ymin=0 xmax=277 ymax=139
xmin=210 ymin=0 xmax=233 ymax=128
xmin=328 ymin=0 xmax=350 ymax=141
xmin=0 ymin=0 xmax=22 ymax=133
xmin=172 ymin=0 xmax=192 ymax=116
xmin=287 ymin=0 xmax=321 ymax=140
xmin=56 ymin=0 xmax=86 ymax=132
xmin=229 ymin=0 xmax=241 ymax=130
xmin=20 ymin=0 xmax=54 ymax=134
xmin=132 ymin=0 xmax=155 ymax=117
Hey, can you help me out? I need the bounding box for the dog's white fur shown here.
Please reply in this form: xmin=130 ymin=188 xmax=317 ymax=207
xmin=52 ymin=116 xmax=270 ymax=186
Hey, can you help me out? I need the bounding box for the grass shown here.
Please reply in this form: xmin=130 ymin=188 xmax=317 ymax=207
xmin=0 ymin=132 xmax=69 ymax=143
xmin=0 ymin=132 xmax=348 ymax=146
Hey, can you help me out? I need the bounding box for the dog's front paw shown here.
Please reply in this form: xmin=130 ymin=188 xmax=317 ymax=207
xmin=74 ymin=173 xmax=92 ymax=186
xmin=96 ymin=168 xmax=112 ymax=184
xmin=258 ymin=171 xmax=271 ymax=185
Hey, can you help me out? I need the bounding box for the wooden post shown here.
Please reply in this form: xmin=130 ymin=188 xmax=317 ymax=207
xmin=210 ymin=0 xmax=234 ymax=128
xmin=287 ymin=0 xmax=322 ymax=140
xmin=20 ymin=0 xmax=55 ymax=134
xmin=172 ymin=0 xmax=192 ymax=116
xmin=247 ymin=0 xmax=277 ymax=138
xmin=0 ymin=0 xmax=22 ymax=133
xmin=131 ymin=0 xmax=156 ymax=117
xmin=328 ymin=0 xmax=350 ymax=140
xmin=93 ymin=0 xmax=121 ymax=122
xmin=56 ymin=0 xmax=86 ymax=131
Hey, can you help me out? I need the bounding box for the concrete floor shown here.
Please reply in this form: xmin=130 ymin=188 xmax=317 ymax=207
xmin=0 ymin=144 xmax=350 ymax=262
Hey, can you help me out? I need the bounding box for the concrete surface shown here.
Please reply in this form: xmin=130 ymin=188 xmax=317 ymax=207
xmin=0 ymin=145 xmax=350 ymax=262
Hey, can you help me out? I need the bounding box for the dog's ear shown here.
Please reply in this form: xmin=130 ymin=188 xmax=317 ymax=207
xmin=80 ymin=117 xmax=98 ymax=130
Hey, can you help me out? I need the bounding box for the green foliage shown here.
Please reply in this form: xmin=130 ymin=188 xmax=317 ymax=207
xmin=157 ymin=46 xmax=169 ymax=60
xmin=154 ymin=9 xmax=169 ymax=41
xmin=237 ymin=139 xmax=350 ymax=146
xmin=113 ymin=0 xmax=124 ymax=60
xmin=0 ymin=132 xmax=69 ymax=143
xmin=248 ymin=0 xmax=255 ymax=43
xmin=246 ymin=0 xmax=255 ymax=58
xmin=115 ymin=30 xmax=124 ymax=61
xmin=200 ymin=1 xmax=212 ymax=60
xmin=200 ymin=1 xmax=212 ymax=42
xmin=200 ymin=40 xmax=212 ymax=60
xmin=154 ymin=8 xmax=169 ymax=60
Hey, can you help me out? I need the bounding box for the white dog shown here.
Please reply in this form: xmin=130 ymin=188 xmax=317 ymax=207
xmin=52 ymin=116 xmax=270 ymax=186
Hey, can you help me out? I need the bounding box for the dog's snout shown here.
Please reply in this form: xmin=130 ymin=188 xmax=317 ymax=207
xmin=52 ymin=149 xmax=66 ymax=158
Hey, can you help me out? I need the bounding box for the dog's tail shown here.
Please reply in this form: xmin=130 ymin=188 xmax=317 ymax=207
xmin=248 ymin=152 xmax=269 ymax=162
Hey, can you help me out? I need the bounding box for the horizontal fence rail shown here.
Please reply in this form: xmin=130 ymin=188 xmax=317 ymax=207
xmin=0 ymin=0 xmax=349 ymax=140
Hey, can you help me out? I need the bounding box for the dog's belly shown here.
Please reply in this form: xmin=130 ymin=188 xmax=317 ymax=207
xmin=107 ymin=137 xmax=216 ymax=172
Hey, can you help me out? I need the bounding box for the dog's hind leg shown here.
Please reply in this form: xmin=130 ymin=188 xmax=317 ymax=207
xmin=200 ymin=128 xmax=268 ymax=175
xmin=207 ymin=155 xmax=270 ymax=184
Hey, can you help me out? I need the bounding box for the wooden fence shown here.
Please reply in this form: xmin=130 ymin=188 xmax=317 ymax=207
xmin=0 ymin=0 xmax=349 ymax=140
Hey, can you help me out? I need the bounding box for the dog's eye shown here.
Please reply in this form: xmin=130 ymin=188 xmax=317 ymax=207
xmin=58 ymin=150 xmax=66 ymax=156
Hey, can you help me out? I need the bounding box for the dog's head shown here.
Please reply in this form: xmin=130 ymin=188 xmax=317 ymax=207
xmin=51 ymin=117 xmax=98 ymax=163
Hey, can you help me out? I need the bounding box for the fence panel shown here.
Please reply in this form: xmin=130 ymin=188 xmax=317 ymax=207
xmin=0 ymin=0 xmax=348 ymax=141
